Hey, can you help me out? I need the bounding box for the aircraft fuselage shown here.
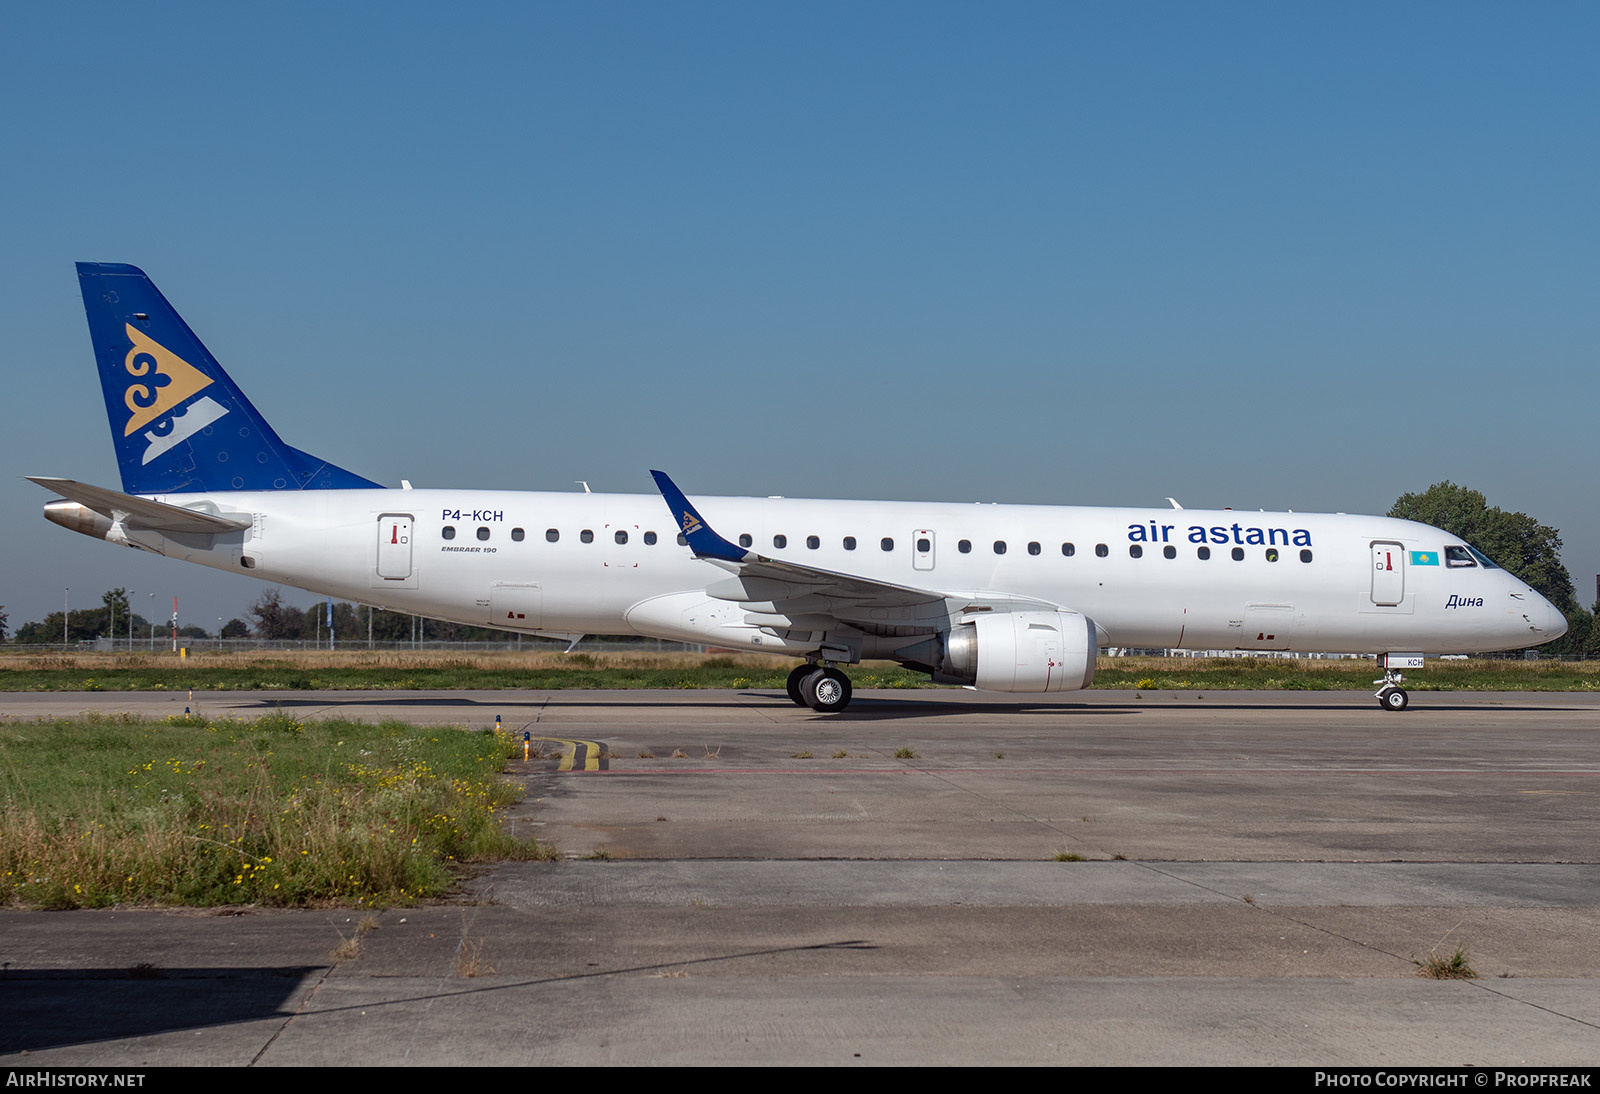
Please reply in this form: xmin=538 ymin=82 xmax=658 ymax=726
xmin=55 ymin=487 xmax=1562 ymax=658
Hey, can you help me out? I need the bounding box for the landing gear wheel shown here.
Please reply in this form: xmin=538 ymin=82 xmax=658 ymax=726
xmin=802 ymin=667 xmax=853 ymax=713
xmin=1377 ymin=686 xmax=1409 ymax=711
xmin=1373 ymin=657 xmax=1416 ymax=712
xmin=786 ymin=664 xmax=813 ymax=707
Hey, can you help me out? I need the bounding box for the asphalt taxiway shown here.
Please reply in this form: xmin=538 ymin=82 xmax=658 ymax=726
xmin=3 ymin=688 xmax=1598 ymax=1065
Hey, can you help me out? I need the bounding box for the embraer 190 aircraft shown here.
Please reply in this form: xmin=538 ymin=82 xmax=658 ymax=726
xmin=34 ymin=263 xmax=1566 ymax=713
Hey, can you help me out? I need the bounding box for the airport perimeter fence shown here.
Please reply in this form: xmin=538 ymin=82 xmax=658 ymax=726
xmin=5 ymin=640 xmax=1578 ymax=661
xmin=9 ymin=637 xmax=707 ymax=655
xmin=1114 ymin=648 xmax=1568 ymax=661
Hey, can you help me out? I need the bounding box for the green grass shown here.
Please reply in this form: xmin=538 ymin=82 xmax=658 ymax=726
xmin=0 ymin=713 xmax=552 ymax=909
xmin=1094 ymin=656 xmax=1600 ymax=692
xmin=0 ymin=651 xmax=1593 ymax=693
xmin=0 ymin=655 xmax=935 ymax=693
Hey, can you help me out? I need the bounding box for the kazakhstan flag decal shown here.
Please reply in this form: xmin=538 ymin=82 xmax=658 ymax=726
xmin=1409 ymin=551 xmax=1439 ymax=566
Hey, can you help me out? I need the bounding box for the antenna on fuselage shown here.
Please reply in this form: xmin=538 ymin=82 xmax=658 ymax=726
xmin=576 ymin=481 xmax=591 ymax=494
xmin=1166 ymin=498 xmax=1183 ymax=510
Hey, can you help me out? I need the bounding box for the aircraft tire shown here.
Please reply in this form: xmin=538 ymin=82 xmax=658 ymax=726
xmin=786 ymin=664 xmax=813 ymax=707
xmin=804 ymin=667 xmax=853 ymax=713
xmin=1378 ymin=686 xmax=1409 ymax=711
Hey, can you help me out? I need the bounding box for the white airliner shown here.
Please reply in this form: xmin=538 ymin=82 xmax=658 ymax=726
xmin=34 ymin=263 xmax=1565 ymax=713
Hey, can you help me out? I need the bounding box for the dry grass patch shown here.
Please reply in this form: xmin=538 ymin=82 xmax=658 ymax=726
xmin=455 ymin=937 xmax=494 ymax=978
xmin=1414 ymin=932 xmax=1479 ymax=980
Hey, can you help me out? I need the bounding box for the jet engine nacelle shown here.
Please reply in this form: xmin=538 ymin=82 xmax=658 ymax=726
xmin=932 ymin=610 xmax=1098 ymax=693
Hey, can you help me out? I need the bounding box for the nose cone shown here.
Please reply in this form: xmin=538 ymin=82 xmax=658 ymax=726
xmin=1542 ymin=595 xmax=1568 ymax=642
xmin=1502 ymin=581 xmax=1566 ymax=648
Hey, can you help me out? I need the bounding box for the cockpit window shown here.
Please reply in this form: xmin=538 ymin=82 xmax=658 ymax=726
xmin=1444 ymin=546 xmax=1476 ymax=568
xmin=1467 ymin=546 xmax=1500 ymax=569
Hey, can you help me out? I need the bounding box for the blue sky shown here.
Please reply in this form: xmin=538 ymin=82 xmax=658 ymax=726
xmin=4 ymin=2 xmax=1598 ymax=631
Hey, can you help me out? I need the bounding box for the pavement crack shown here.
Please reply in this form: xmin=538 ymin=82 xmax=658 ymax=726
xmin=1467 ymin=981 xmax=1600 ymax=1032
xmin=249 ymin=963 xmax=337 ymax=1067
xmin=400 ymin=905 xmax=487 ymax=1064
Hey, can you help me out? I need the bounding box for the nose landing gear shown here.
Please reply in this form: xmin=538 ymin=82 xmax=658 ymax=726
xmin=1374 ymin=653 xmax=1422 ymax=711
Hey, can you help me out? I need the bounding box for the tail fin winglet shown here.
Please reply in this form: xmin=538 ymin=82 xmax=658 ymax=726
xmin=649 ymin=470 xmax=749 ymax=562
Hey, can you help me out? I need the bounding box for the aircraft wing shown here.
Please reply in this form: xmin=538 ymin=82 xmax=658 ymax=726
xmin=650 ymin=470 xmax=1062 ymax=632
xmin=28 ymin=477 xmax=252 ymax=534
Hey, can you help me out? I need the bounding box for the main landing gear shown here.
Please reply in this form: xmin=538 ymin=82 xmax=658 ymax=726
xmin=785 ymin=663 xmax=854 ymax=713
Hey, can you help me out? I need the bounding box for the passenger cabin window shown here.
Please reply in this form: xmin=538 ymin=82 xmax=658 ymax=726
xmin=614 ymin=530 xmax=628 ymax=544
xmin=1061 ymin=542 xmax=1075 ymax=557
xmin=807 ymin=536 xmax=820 ymax=549
xmin=916 ymin=537 xmax=931 ymax=553
xmin=739 ymin=534 xmax=753 ymax=548
xmin=442 ymin=526 xmax=456 ymax=540
xmin=546 ymin=529 xmax=559 ymax=543
xmin=580 ymin=529 xmax=594 ymax=544
xmin=773 ymin=534 xmax=787 ymax=549
xmin=476 ymin=527 xmax=491 ymax=541
xmin=644 ymin=531 xmax=657 ymax=545
xmin=677 ymin=533 xmax=688 ymax=546
xmin=1197 ymin=546 xmax=1211 ymax=560
xmin=881 ymin=537 xmax=894 ymax=552
xmin=1027 ymin=541 xmax=1041 ymax=556
xmin=511 ymin=528 xmax=525 ymax=542
xmin=1231 ymin=547 xmax=1245 ymax=561
xmin=1300 ymin=549 xmax=1313 ymax=563
xmin=993 ymin=540 xmax=1006 ymax=555
xmin=1265 ymin=548 xmax=1279 ymax=562
xmin=843 ymin=536 xmax=857 ymax=550
xmin=1445 ymin=546 xmax=1476 ymax=568
xmin=1129 ymin=544 xmax=1142 ymax=558
xmin=1095 ymin=544 xmax=1108 ymax=557
xmin=958 ymin=540 xmax=972 ymax=554
xmin=1163 ymin=545 xmax=1176 ymax=559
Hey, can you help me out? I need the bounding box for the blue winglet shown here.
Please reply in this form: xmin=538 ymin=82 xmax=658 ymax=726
xmin=649 ymin=470 xmax=749 ymax=563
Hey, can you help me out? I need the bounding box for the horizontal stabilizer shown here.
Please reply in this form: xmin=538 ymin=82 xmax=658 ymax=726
xmin=28 ymin=477 xmax=251 ymax=533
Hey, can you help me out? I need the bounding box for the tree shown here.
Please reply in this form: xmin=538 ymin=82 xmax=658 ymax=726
xmin=101 ymin=588 xmax=131 ymax=633
xmin=0 ymin=605 xmax=7 ymax=642
xmin=220 ymin=618 xmax=249 ymax=639
xmin=15 ymin=609 xmax=118 ymax=644
xmin=1561 ymin=606 xmax=1594 ymax=660
xmin=247 ymin=589 xmax=305 ymax=639
xmin=1390 ymin=482 xmax=1584 ymax=654
xmin=301 ymin=602 xmax=344 ymax=641
xmin=1389 ymin=483 xmax=1577 ymax=612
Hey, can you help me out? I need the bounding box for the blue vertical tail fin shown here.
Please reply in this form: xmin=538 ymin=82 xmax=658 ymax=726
xmin=76 ymin=262 xmax=380 ymax=494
